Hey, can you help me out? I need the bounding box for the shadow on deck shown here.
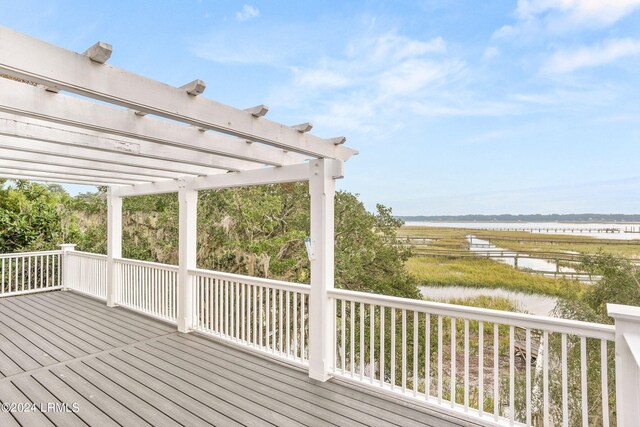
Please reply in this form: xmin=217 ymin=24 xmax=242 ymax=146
xmin=0 ymin=291 xmax=480 ymax=426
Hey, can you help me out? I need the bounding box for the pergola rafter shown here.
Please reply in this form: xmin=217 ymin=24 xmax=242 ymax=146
xmin=0 ymin=25 xmax=353 ymax=382
xmin=0 ymin=79 xmax=311 ymax=167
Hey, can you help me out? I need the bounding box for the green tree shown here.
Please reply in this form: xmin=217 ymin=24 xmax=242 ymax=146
xmin=0 ymin=179 xmax=77 ymax=251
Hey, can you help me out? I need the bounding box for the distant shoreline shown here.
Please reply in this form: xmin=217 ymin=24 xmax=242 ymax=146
xmin=397 ymin=214 xmax=640 ymax=223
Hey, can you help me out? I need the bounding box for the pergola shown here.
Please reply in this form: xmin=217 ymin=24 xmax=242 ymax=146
xmin=0 ymin=26 xmax=356 ymax=381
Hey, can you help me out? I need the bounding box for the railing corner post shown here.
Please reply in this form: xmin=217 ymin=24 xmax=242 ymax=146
xmin=106 ymin=188 xmax=122 ymax=308
xmin=177 ymin=181 xmax=198 ymax=333
xmin=59 ymin=243 xmax=76 ymax=290
xmin=608 ymin=303 xmax=640 ymax=424
xmin=308 ymin=159 xmax=338 ymax=382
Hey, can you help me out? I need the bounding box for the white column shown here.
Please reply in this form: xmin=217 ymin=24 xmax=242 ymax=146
xmin=608 ymin=303 xmax=640 ymax=424
xmin=177 ymin=181 xmax=198 ymax=333
xmin=308 ymin=158 xmax=341 ymax=381
xmin=59 ymin=243 xmax=76 ymax=290
xmin=106 ymin=187 xmax=122 ymax=307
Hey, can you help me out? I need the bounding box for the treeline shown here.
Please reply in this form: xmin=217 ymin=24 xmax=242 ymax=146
xmin=398 ymin=213 xmax=640 ymax=222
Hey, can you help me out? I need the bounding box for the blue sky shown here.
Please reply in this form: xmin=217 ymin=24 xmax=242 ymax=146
xmin=2 ymin=0 xmax=640 ymax=215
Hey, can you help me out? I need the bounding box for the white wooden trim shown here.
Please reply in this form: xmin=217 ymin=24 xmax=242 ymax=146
xmin=113 ymin=162 xmax=315 ymax=197
xmin=0 ymin=161 xmax=152 ymax=183
xmin=177 ymin=182 xmax=197 ymax=332
xmin=106 ymin=188 xmax=122 ymax=307
xmin=0 ymin=113 xmax=259 ymax=172
xmin=0 ymin=81 xmax=310 ymax=167
xmin=308 ymin=159 xmax=337 ymax=381
xmin=0 ymin=26 xmax=357 ymax=161
xmin=0 ymin=149 xmax=184 ymax=180
xmin=0 ymin=172 xmax=127 ymax=187
xmin=0 ymin=134 xmax=221 ymax=176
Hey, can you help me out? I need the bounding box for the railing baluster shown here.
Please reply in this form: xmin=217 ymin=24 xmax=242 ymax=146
xmin=402 ymin=309 xmax=407 ymax=392
xmin=391 ymin=307 xmax=396 ymax=389
xmin=425 ymin=313 xmax=430 ymax=400
xmin=341 ymin=299 xmax=345 ymax=374
xmin=509 ymin=325 xmax=514 ymax=425
xmin=360 ymin=302 xmax=365 ymax=381
xmin=300 ymin=293 xmax=305 ymax=363
xmin=413 ymin=310 xmax=418 ymax=396
xmin=526 ymin=328 xmax=531 ymax=426
xmin=478 ymin=321 xmax=484 ymax=416
xmin=464 ymin=319 xmax=469 ymax=412
xmin=279 ymin=289 xmax=283 ymax=354
xmin=271 ymin=287 xmax=276 ymax=353
xmin=351 ymin=301 xmax=356 ymax=376
xmin=543 ymin=331 xmax=549 ymax=427
xmin=438 ymin=315 xmax=443 ymax=404
xmin=293 ymin=292 xmax=298 ymax=357
xmin=380 ymin=306 xmax=385 ymax=388
xmin=259 ymin=286 xmax=264 ymax=347
xmin=370 ymin=304 xmax=375 ymax=383
xmin=601 ymin=339 xmax=609 ymax=427
xmin=562 ymin=333 xmax=568 ymax=426
xmin=286 ymin=290 xmax=290 ymax=357
xmin=451 ymin=317 xmax=456 ymax=408
xmin=580 ymin=336 xmax=588 ymax=427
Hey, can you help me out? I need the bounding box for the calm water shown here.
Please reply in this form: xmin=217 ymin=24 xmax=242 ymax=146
xmin=405 ymin=221 xmax=640 ymax=240
xmin=419 ymin=285 xmax=557 ymax=316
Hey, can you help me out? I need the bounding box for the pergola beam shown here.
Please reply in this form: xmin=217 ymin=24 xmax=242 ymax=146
xmin=0 ymin=78 xmax=309 ymax=167
xmin=0 ymin=173 xmax=126 ymax=187
xmin=112 ymin=162 xmax=319 ymax=197
xmin=0 ymin=148 xmax=186 ymax=179
xmin=0 ymin=26 xmax=357 ymax=161
xmin=0 ymin=113 xmax=264 ymax=172
xmin=0 ymin=161 xmax=153 ymax=183
xmin=0 ymin=135 xmax=225 ymax=176
xmin=0 ymin=168 xmax=140 ymax=185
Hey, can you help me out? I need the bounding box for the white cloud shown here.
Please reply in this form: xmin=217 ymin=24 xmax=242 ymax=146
xmin=544 ymin=38 xmax=640 ymax=73
xmin=292 ymin=68 xmax=352 ymax=89
xmin=462 ymin=130 xmax=511 ymax=145
xmin=483 ymin=46 xmax=500 ymax=60
xmin=236 ymin=4 xmax=260 ymax=22
xmin=495 ymin=0 xmax=640 ymax=38
xmin=516 ymin=0 xmax=640 ymax=27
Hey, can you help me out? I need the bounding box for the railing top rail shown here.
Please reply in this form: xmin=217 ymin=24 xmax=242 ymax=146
xmin=329 ymin=288 xmax=615 ymax=340
xmin=0 ymin=250 xmax=62 ymax=259
xmin=114 ymin=257 xmax=179 ymax=271
xmin=70 ymin=251 xmax=108 ymax=260
xmin=189 ymin=268 xmax=310 ymax=294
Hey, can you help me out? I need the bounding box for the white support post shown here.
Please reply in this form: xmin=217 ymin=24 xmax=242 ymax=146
xmin=59 ymin=243 xmax=76 ymax=290
xmin=106 ymin=187 xmax=122 ymax=307
xmin=177 ymin=181 xmax=198 ymax=333
xmin=308 ymin=158 xmax=341 ymax=381
xmin=608 ymin=303 xmax=640 ymax=425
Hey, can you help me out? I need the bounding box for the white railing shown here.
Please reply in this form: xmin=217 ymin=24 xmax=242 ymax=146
xmin=0 ymin=250 xmax=62 ymax=297
xmin=190 ymin=268 xmax=310 ymax=366
xmin=329 ymin=288 xmax=616 ymax=427
xmin=67 ymin=251 xmax=107 ymax=299
xmin=2 ymin=247 xmax=637 ymax=426
xmin=115 ymin=257 xmax=178 ymax=323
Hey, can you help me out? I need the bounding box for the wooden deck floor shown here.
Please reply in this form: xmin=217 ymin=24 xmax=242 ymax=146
xmin=0 ymin=291 xmax=480 ymax=426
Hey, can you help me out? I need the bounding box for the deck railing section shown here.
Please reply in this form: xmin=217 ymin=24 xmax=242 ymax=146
xmin=329 ymin=288 xmax=616 ymax=427
xmin=0 ymin=250 xmax=62 ymax=297
xmin=66 ymin=251 xmax=107 ymax=299
xmin=115 ymin=258 xmax=178 ymax=323
xmin=190 ymin=268 xmax=310 ymax=366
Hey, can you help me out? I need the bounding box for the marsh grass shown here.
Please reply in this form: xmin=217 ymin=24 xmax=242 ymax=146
xmin=406 ymin=256 xmax=583 ymax=298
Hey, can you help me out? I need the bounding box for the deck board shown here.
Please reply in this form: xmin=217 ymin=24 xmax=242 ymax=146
xmin=0 ymin=290 xmax=480 ymax=426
